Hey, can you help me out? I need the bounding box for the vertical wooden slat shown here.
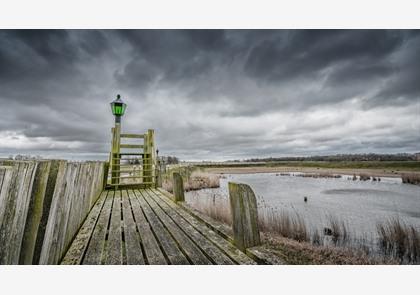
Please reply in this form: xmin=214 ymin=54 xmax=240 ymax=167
xmin=172 ymin=172 xmax=185 ymax=202
xmin=228 ymin=182 xmax=261 ymax=252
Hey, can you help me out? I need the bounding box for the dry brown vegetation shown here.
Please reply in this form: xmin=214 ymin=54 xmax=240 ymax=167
xmin=261 ymin=233 xmax=394 ymax=265
xmin=401 ymin=173 xmax=420 ymax=185
xmin=377 ymin=218 xmax=420 ymax=263
xmin=163 ymin=171 xmax=220 ymax=193
xmin=295 ymin=173 xmax=342 ymax=179
xmin=259 ymin=209 xmax=309 ymax=242
xmin=185 ymin=193 xmax=419 ymax=264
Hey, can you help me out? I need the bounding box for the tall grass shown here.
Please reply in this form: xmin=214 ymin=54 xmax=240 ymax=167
xmin=377 ymin=218 xmax=420 ymax=263
xmin=401 ymin=173 xmax=420 ymax=185
xmin=163 ymin=170 xmax=220 ymax=193
xmin=259 ymin=209 xmax=310 ymax=242
xmin=327 ymin=215 xmax=350 ymax=246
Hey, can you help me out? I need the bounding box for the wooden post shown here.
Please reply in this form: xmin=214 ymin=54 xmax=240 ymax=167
xmin=156 ymin=159 xmax=162 ymax=188
xmin=143 ymin=129 xmax=155 ymax=188
xmin=111 ymin=125 xmax=121 ymax=187
xmin=228 ymin=182 xmax=261 ymax=251
xmin=172 ymin=172 xmax=185 ymax=202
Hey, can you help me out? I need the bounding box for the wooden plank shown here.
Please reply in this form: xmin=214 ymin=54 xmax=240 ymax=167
xmin=127 ymin=190 xmax=167 ymax=265
xmin=132 ymin=190 xmax=189 ymax=264
xmin=103 ymin=190 xmax=123 ymax=264
xmin=120 ymin=144 xmax=144 ymax=149
xmin=121 ymin=190 xmax=145 ymax=265
xmin=120 ymin=134 xmax=145 ymax=138
xmin=61 ymin=191 xmax=107 ymax=264
xmin=144 ymin=189 xmax=234 ymax=265
xmin=140 ymin=189 xmax=212 ymax=265
xmin=151 ymin=189 xmax=256 ymax=265
xmin=83 ymin=191 xmax=113 ymax=264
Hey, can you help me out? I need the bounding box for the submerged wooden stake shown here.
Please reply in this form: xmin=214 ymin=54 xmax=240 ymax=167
xmin=228 ymin=182 xmax=261 ymax=251
xmin=172 ymin=172 xmax=185 ymax=202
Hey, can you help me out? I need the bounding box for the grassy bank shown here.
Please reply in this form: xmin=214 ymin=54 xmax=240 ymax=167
xmin=195 ymin=160 xmax=420 ymax=172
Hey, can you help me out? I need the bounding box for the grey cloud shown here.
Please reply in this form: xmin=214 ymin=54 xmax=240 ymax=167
xmin=0 ymin=30 xmax=419 ymax=160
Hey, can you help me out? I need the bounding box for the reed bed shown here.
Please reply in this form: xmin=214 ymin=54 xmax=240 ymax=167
xmin=185 ymin=191 xmax=420 ymax=264
xmin=295 ymin=173 xmax=342 ymax=179
xmin=377 ymin=218 xmax=420 ymax=263
xmin=401 ymin=173 xmax=420 ymax=185
xmin=163 ymin=171 xmax=220 ymax=193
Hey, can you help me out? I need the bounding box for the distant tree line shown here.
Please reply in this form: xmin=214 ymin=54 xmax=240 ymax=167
xmin=160 ymin=156 xmax=179 ymax=164
xmin=238 ymin=153 xmax=420 ymax=162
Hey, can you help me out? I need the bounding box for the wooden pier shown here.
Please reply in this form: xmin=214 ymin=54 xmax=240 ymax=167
xmin=62 ymin=188 xmax=257 ymax=265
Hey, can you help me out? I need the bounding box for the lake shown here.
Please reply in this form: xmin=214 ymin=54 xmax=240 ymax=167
xmin=185 ymin=172 xmax=420 ymax=242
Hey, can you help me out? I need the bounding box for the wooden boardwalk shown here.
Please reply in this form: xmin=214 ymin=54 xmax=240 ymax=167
xmin=61 ymin=188 xmax=257 ymax=265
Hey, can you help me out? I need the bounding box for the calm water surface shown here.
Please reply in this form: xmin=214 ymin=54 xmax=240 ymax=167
xmin=186 ymin=173 xmax=420 ymax=239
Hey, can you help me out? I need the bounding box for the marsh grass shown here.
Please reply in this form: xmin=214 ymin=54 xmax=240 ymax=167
xmin=295 ymin=173 xmax=342 ymax=179
xmin=259 ymin=209 xmax=310 ymax=242
xmin=328 ymin=215 xmax=350 ymax=246
xmin=163 ymin=170 xmax=220 ymax=193
xmin=376 ymin=218 xmax=420 ymax=263
xmin=185 ymin=191 xmax=419 ymax=264
xmin=401 ymin=173 xmax=420 ymax=185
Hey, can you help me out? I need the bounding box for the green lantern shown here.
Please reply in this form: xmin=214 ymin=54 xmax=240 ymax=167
xmin=110 ymin=94 xmax=127 ymax=123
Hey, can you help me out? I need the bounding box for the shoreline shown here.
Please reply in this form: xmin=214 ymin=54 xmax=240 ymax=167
xmin=203 ymin=166 xmax=417 ymax=178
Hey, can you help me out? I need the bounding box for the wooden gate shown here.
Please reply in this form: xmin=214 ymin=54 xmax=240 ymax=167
xmin=106 ymin=126 xmax=157 ymax=189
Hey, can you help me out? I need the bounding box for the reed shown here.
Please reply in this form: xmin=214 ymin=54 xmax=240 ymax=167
xmin=376 ymin=218 xmax=420 ymax=263
xmin=163 ymin=171 xmax=220 ymax=192
xmin=401 ymin=173 xmax=420 ymax=185
xmin=259 ymin=209 xmax=310 ymax=242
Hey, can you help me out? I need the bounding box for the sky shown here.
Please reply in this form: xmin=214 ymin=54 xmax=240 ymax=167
xmin=0 ymin=30 xmax=419 ymax=161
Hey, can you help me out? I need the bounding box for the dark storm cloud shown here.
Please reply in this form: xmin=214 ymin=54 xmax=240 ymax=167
xmin=0 ymin=30 xmax=419 ymax=160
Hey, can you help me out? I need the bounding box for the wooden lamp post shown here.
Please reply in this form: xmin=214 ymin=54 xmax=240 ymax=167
xmin=110 ymin=94 xmax=127 ymax=186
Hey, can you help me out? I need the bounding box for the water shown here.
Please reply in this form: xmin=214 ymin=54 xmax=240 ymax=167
xmin=185 ymin=172 xmax=420 ymax=240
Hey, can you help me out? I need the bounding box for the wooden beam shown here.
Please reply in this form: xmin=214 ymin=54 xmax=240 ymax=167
xmin=172 ymin=172 xmax=185 ymax=202
xmin=120 ymin=144 xmax=144 ymax=149
xmin=120 ymin=134 xmax=145 ymax=138
xmin=228 ymin=182 xmax=261 ymax=252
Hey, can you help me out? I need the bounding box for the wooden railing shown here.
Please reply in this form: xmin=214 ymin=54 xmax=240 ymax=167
xmin=0 ymin=160 xmax=107 ymax=265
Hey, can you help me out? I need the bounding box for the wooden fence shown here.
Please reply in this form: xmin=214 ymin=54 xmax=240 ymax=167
xmin=0 ymin=160 xmax=107 ymax=265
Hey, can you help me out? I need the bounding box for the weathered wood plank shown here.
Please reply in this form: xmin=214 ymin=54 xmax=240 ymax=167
xmin=83 ymin=191 xmax=113 ymax=264
xmin=144 ymin=189 xmax=234 ymax=265
xmin=141 ymin=189 xmax=212 ymax=265
xmin=32 ymin=160 xmax=64 ymax=264
xmin=133 ymin=190 xmax=189 ymax=264
xmin=228 ymin=182 xmax=261 ymax=251
xmin=120 ymin=133 xmax=145 ymax=138
xmin=103 ymin=190 xmax=123 ymax=264
xmin=61 ymin=191 xmax=107 ymax=264
xmin=121 ymin=189 xmax=145 ymax=265
xmin=152 ymin=189 xmax=256 ymax=265
xmin=0 ymin=162 xmax=37 ymax=264
xmin=19 ymin=161 xmax=51 ymax=264
xmin=172 ymin=172 xmax=185 ymax=202
xmin=127 ymin=190 xmax=167 ymax=265
xmin=120 ymin=144 xmax=144 ymax=149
